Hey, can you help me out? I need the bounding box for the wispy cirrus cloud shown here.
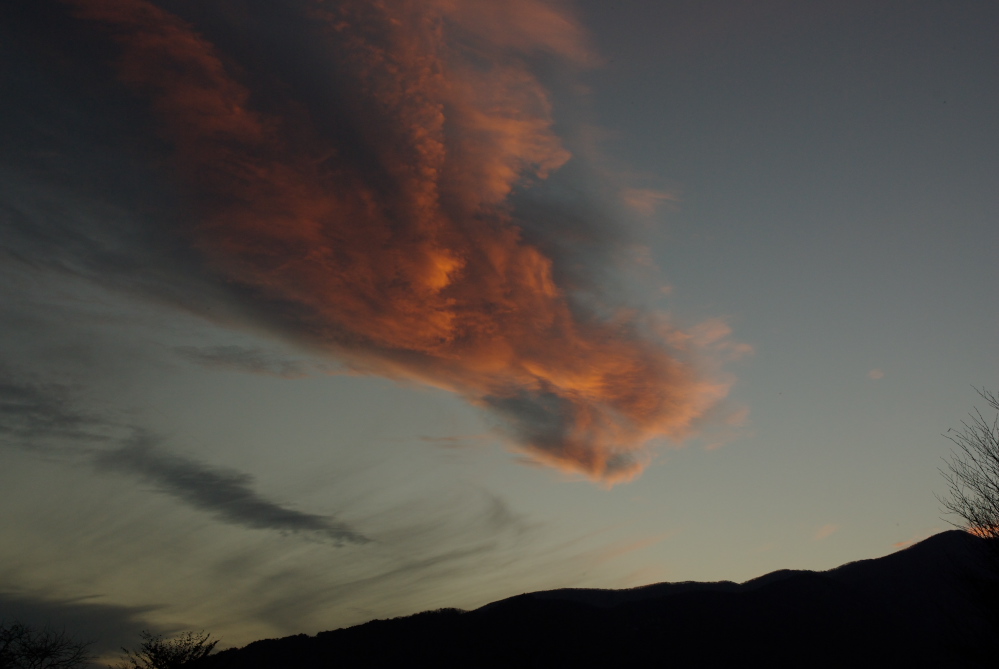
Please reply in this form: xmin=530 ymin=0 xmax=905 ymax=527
xmin=419 ymin=434 xmax=493 ymax=449
xmin=621 ymin=187 xmax=679 ymax=216
xmin=174 ymin=345 xmax=308 ymax=379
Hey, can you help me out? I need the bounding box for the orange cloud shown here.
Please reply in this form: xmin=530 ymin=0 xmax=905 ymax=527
xmin=592 ymin=532 xmax=673 ymax=566
xmin=813 ymin=523 xmax=839 ymax=541
xmin=892 ymin=528 xmax=940 ymax=549
xmin=65 ymin=0 xmax=737 ymax=482
xmin=432 ymin=0 xmax=597 ymax=65
xmin=621 ymin=188 xmax=679 ymax=216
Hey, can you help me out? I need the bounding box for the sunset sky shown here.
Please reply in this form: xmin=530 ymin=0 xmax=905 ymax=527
xmin=2 ymin=0 xmax=998 ymax=658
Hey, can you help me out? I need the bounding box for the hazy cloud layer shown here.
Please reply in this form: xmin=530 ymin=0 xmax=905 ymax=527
xmin=174 ymin=345 xmax=308 ymax=379
xmin=206 ymin=488 xmax=544 ymax=636
xmin=5 ymin=0 xmax=738 ymax=482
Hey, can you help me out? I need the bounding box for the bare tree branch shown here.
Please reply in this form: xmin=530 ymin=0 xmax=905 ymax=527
xmin=0 ymin=621 xmax=92 ymax=669
xmin=939 ymin=388 xmax=999 ymax=552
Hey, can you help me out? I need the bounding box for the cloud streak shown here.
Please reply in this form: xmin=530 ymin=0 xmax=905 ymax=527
xmin=50 ymin=0 xmax=737 ymax=482
xmin=0 ymin=371 xmax=114 ymax=447
xmin=621 ymin=188 xmax=679 ymax=216
xmin=94 ymin=436 xmax=368 ymax=545
xmin=174 ymin=345 xmax=308 ymax=379
xmin=0 ymin=367 xmax=365 ymax=544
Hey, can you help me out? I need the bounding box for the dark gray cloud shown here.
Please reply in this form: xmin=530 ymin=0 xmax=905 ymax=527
xmin=0 ymin=372 xmax=112 ymax=447
xmin=0 ymin=590 xmax=154 ymax=663
xmin=478 ymin=492 xmax=533 ymax=537
xmin=173 ymin=345 xmax=307 ymax=378
xmin=0 ymin=366 xmax=365 ymax=544
xmin=94 ymin=436 xmax=368 ymax=545
xmin=0 ymin=0 xmax=256 ymax=329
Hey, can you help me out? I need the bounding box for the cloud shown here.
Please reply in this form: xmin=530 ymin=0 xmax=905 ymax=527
xmin=0 ymin=366 xmax=365 ymax=544
xmin=435 ymin=0 xmax=597 ymax=66
xmin=22 ymin=0 xmax=741 ymax=483
xmin=0 ymin=371 xmax=116 ymax=448
xmin=701 ymin=404 xmax=751 ymax=451
xmin=590 ymin=532 xmax=672 ymax=566
xmin=94 ymin=435 xmax=369 ymax=545
xmin=0 ymin=376 xmax=85 ymax=439
xmin=419 ymin=434 xmax=492 ymax=449
xmin=892 ymin=528 xmax=940 ymax=549
xmin=192 ymin=487 xmax=544 ymax=636
xmin=0 ymin=590 xmax=155 ymax=661
xmin=813 ymin=523 xmax=839 ymax=541
xmin=621 ymin=188 xmax=679 ymax=216
xmin=724 ymin=406 xmax=750 ymax=427
xmin=174 ymin=345 xmax=307 ymax=379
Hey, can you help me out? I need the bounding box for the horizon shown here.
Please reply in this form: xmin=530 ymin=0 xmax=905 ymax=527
xmin=2 ymin=0 xmax=998 ymax=659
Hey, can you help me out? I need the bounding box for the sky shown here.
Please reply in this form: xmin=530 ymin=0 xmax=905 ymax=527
xmin=2 ymin=0 xmax=998 ymax=659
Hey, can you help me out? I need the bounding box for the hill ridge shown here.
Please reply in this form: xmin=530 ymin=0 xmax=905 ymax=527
xmin=193 ymin=530 xmax=996 ymax=669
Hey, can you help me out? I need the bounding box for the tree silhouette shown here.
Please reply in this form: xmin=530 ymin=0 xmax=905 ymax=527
xmin=940 ymin=387 xmax=999 ymax=546
xmin=111 ymin=631 xmax=218 ymax=669
xmin=939 ymin=387 xmax=999 ymax=662
xmin=0 ymin=621 xmax=92 ymax=669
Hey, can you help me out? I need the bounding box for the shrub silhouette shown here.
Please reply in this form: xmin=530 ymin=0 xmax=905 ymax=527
xmin=111 ymin=631 xmax=218 ymax=669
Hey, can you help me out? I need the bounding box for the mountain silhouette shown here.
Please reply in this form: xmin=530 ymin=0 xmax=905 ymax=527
xmin=192 ymin=530 xmax=996 ymax=668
